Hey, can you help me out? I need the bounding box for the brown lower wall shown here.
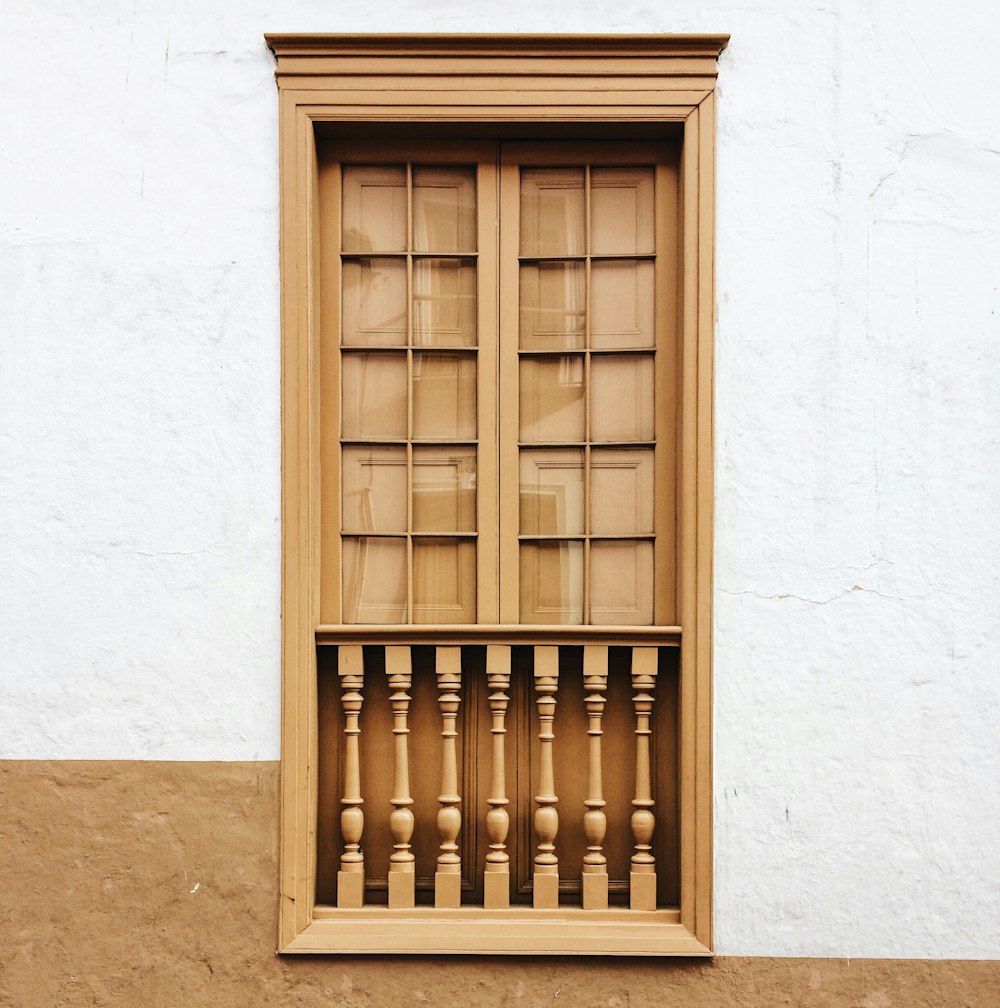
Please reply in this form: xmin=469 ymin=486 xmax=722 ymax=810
xmin=1 ymin=761 xmax=995 ymax=1008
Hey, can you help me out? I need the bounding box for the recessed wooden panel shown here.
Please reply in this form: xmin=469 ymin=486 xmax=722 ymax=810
xmin=342 ymin=165 xmax=407 ymax=252
xmin=341 ymin=446 xmax=408 ymax=533
xmin=590 ymin=541 xmax=654 ymax=625
xmin=590 ymin=355 xmax=655 ymax=442
xmin=519 ymin=168 xmax=585 ymax=257
xmin=413 ymin=539 xmax=477 ymax=623
xmin=590 ymin=260 xmax=654 ymax=350
xmin=342 ymin=537 xmax=407 ymax=623
xmin=590 ymin=448 xmax=654 ymax=535
xmin=519 ymin=542 xmax=584 ymax=624
xmin=519 ymin=262 xmax=585 ymax=350
xmin=341 ymin=352 xmax=408 ymax=439
xmin=412 ymin=352 xmax=477 ymax=440
xmin=413 ymin=258 xmax=477 ymax=347
xmin=519 ymin=356 xmax=586 ymax=443
xmin=590 ymin=167 xmax=655 ymax=255
xmin=412 ymin=446 xmax=477 ymax=533
xmin=342 ymin=258 xmax=407 ymax=345
xmin=412 ymin=166 xmax=477 ymax=252
xmin=519 ymin=449 xmax=585 ymax=536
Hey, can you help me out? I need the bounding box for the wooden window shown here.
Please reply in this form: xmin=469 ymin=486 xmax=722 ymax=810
xmin=268 ymin=33 xmax=726 ymax=956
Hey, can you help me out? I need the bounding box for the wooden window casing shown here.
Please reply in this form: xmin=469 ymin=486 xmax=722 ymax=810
xmin=268 ymin=33 xmax=727 ymax=956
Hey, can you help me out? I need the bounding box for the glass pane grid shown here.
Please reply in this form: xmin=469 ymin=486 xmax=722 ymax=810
xmin=518 ymin=161 xmax=657 ymax=626
xmin=341 ymin=161 xmax=478 ymax=624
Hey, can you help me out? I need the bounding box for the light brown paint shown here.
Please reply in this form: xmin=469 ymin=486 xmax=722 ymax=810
xmin=1 ymin=761 xmax=997 ymax=1007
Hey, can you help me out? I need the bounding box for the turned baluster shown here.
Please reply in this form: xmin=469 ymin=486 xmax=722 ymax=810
xmin=533 ymin=646 xmax=560 ymax=909
xmin=630 ymin=647 xmax=658 ymax=910
xmin=582 ymin=645 xmax=609 ymax=910
xmin=385 ymin=645 xmax=415 ymax=908
xmin=435 ymin=646 xmax=463 ymax=909
xmin=483 ymin=645 xmax=511 ymax=909
xmin=337 ymin=645 xmax=366 ymax=909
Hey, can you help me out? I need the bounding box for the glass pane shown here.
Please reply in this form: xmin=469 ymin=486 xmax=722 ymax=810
xmin=342 ymin=259 xmax=407 ymax=346
xmin=342 ymin=166 xmax=406 ymax=253
xmin=590 ymin=541 xmax=654 ymax=625
xmin=342 ymin=537 xmax=407 ymax=623
xmin=412 ymin=166 xmax=476 ymax=252
xmin=590 ymin=260 xmax=654 ymax=350
xmin=413 ymin=258 xmax=476 ymax=347
xmin=590 ymin=167 xmax=654 ymax=255
xmin=413 ymin=539 xmax=476 ymax=623
xmin=590 ymin=355 xmax=654 ymax=442
xmin=341 ymin=353 xmax=408 ymax=439
xmin=413 ymin=446 xmax=477 ymax=533
xmin=519 ymin=449 xmax=584 ymax=535
xmin=590 ymin=449 xmax=654 ymax=535
xmin=519 ymin=356 xmax=585 ymax=443
xmin=342 ymin=446 xmax=407 ymax=533
xmin=519 ymin=168 xmax=585 ymax=257
xmin=519 ymin=262 xmax=585 ymax=350
xmin=519 ymin=541 xmax=583 ymax=624
xmin=412 ymin=353 xmax=477 ymax=440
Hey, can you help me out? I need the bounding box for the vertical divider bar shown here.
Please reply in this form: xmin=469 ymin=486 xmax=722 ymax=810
xmin=581 ymin=644 xmax=609 ymax=910
xmin=583 ymin=164 xmax=592 ymax=625
xmin=405 ymin=162 xmax=415 ymax=622
xmin=484 ymin=644 xmax=512 ymax=908
xmin=630 ymin=646 xmax=658 ymax=910
xmin=532 ymin=645 xmax=560 ymax=909
xmin=337 ymin=645 xmax=366 ymax=909
xmin=386 ymin=645 xmax=416 ymax=908
xmin=435 ymin=646 xmax=463 ymax=908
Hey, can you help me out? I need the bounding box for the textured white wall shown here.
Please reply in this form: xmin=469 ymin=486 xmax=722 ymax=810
xmin=1 ymin=0 xmax=998 ymax=959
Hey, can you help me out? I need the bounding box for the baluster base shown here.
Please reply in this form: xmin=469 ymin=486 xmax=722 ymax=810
xmin=629 ymin=870 xmax=657 ymax=911
xmin=532 ymin=872 xmax=559 ymax=910
xmin=337 ymin=870 xmax=364 ymax=909
xmin=582 ymin=872 xmax=609 ymax=910
xmin=434 ymin=871 xmax=461 ymax=909
xmin=388 ymin=870 xmax=415 ymax=909
xmin=483 ymin=870 xmax=510 ymax=909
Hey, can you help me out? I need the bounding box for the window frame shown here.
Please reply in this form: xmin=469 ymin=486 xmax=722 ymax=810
xmin=267 ymin=32 xmax=726 ymax=956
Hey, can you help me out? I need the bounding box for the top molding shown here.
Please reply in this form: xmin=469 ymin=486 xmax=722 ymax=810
xmin=265 ymin=33 xmax=729 ymax=84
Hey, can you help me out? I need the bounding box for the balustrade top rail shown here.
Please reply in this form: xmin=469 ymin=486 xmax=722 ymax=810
xmin=315 ymin=624 xmax=682 ymax=646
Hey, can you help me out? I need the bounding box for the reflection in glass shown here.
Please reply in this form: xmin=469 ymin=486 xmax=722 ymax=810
xmin=519 ymin=262 xmax=585 ymax=350
xmin=341 ymin=353 xmax=408 ymax=439
xmin=590 ymin=260 xmax=654 ymax=350
xmin=342 ymin=166 xmax=406 ymax=253
xmin=342 ymin=259 xmax=407 ymax=346
xmin=413 ymin=447 xmax=477 ymax=533
xmin=590 ymin=448 xmax=654 ymax=535
xmin=590 ymin=355 xmax=654 ymax=442
xmin=519 ymin=356 xmax=585 ymax=443
xmin=413 ymin=539 xmax=476 ymax=623
xmin=519 ymin=449 xmax=584 ymax=535
xmin=342 ymin=537 xmax=407 ymax=623
xmin=413 ymin=353 xmax=477 ymax=440
xmin=412 ymin=166 xmax=477 ymax=252
xmin=341 ymin=446 xmax=407 ymax=533
xmin=413 ymin=258 xmax=477 ymax=347
xmin=590 ymin=541 xmax=654 ymax=625
xmin=590 ymin=167 xmax=655 ymax=255
xmin=519 ymin=541 xmax=583 ymax=624
xmin=519 ymin=168 xmax=585 ymax=257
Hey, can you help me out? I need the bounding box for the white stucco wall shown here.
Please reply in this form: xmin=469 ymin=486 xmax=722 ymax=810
xmin=2 ymin=0 xmax=998 ymax=959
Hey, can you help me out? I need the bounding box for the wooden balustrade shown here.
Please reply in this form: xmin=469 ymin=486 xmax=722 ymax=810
xmin=435 ymin=647 xmax=463 ymax=908
xmin=484 ymin=645 xmax=511 ymax=909
xmin=630 ymin=646 xmax=658 ymax=910
xmin=332 ymin=638 xmax=670 ymax=913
